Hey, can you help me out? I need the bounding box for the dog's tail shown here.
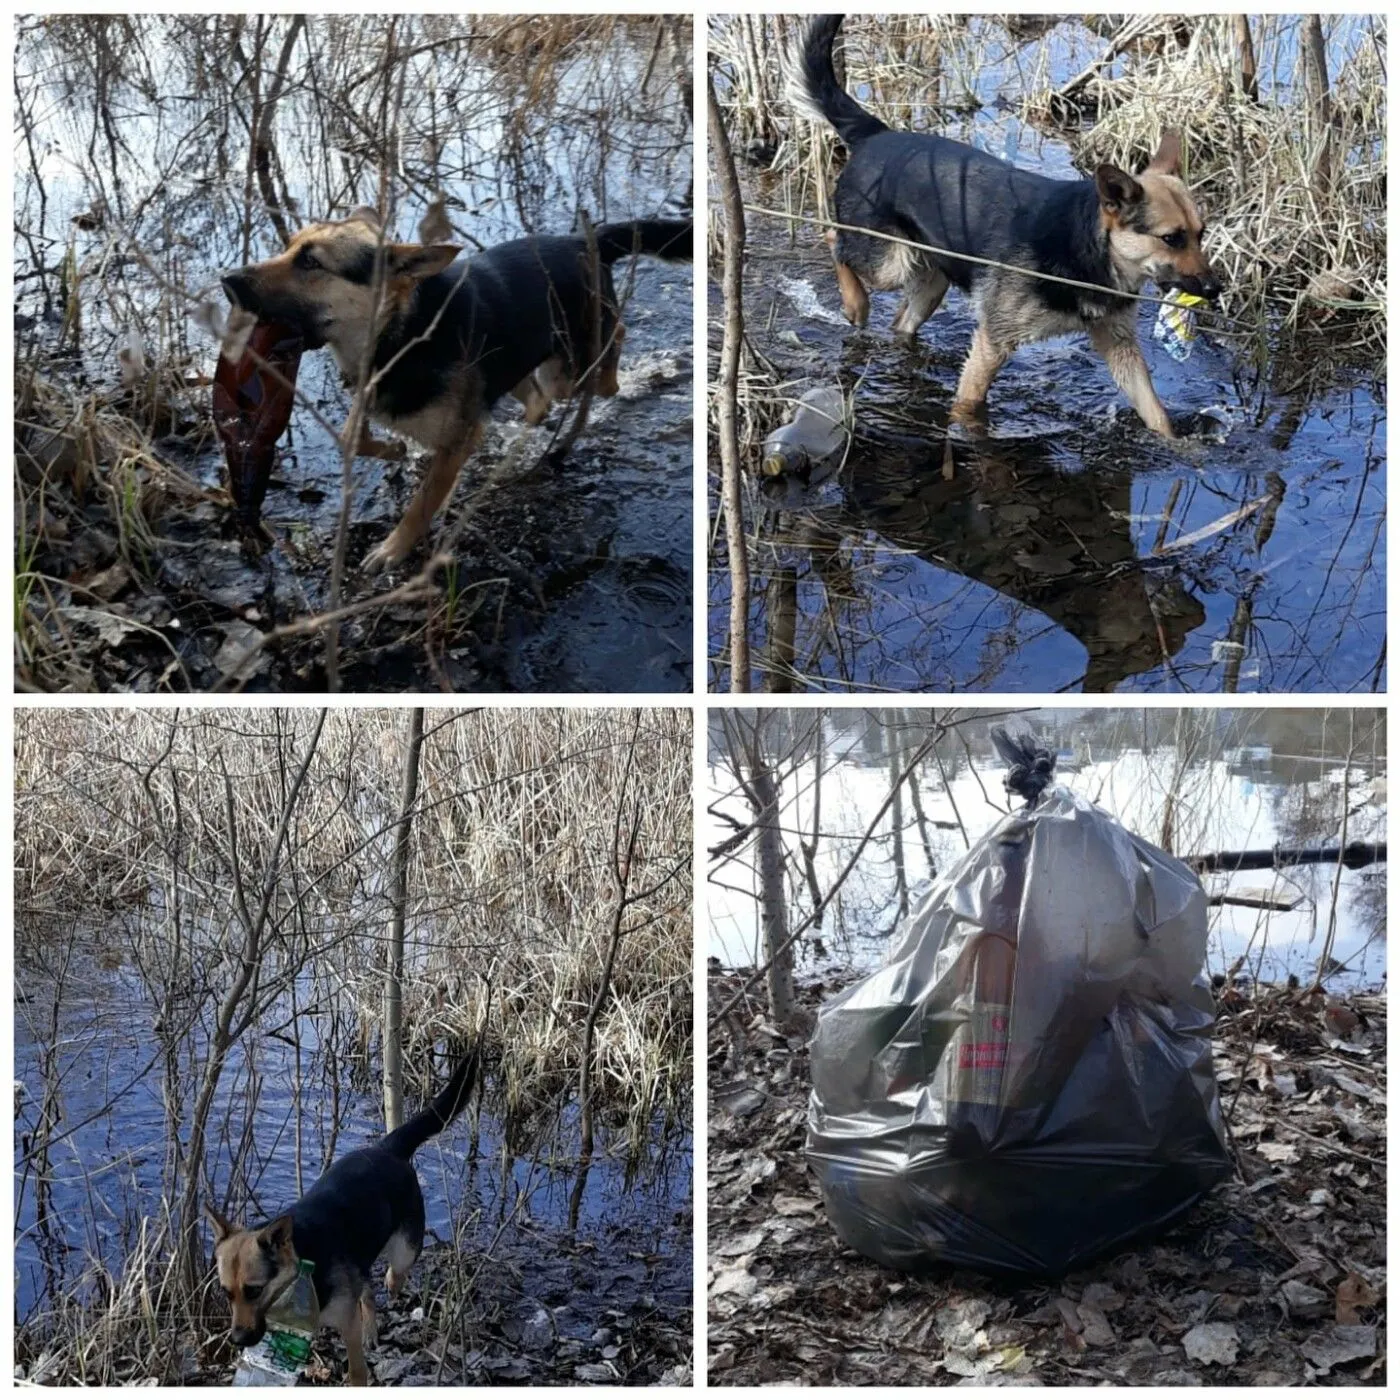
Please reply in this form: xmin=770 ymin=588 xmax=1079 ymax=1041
xmin=787 ymin=15 xmax=886 ymax=149
xmin=381 ymin=1053 xmax=479 ymax=1160
xmin=594 ymin=219 xmax=693 ymax=264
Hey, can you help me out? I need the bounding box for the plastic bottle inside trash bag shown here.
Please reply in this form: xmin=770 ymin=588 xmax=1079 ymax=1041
xmin=943 ymin=821 xmax=1026 ymax=1154
xmin=232 ymin=1258 xmax=319 ymax=1386
xmin=761 ymin=387 xmax=848 ymax=477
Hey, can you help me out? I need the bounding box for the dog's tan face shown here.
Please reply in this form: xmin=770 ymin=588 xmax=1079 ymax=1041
xmin=206 ymin=1204 xmax=299 ymax=1348
xmin=1096 ymin=131 xmax=1221 ymax=300
xmin=221 ymin=208 xmax=460 ymax=373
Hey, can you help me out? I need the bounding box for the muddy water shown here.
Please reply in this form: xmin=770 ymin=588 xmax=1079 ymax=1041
xmin=707 ymin=23 xmax=1385 ymax=694
xmin=14 ymin=954 xmax=691 ymax=1353
xmin=15 ymin=19 xmax=692 ymax=691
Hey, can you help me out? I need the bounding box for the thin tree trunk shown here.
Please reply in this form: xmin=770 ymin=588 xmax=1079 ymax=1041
xmin=252 ymin=16 xmax=305 ymax=244
xmin=707 ymin=72 xmax=751 ymax=692
xmin=1234 ymin=15 xmax=1258 ymax=101
xmin=1302 ymin=15 xmax=1333 ymax=202
xmin=578 ymin=806 xmax=641 ymax=1159
xmin=180 ymin=712 xmax=326 ymax=1291
xmin=799 ymin=714 xmax=825 ymax=929
xmin=887 ymin=718 xmax=908 ymax=925
xmin=905 ymin=714 xmax=938 ymax=876
xmin=383 ymin=707 xmax=425 ymax=1133
xmin=741 ymin=714 xmax=794 ymax=1026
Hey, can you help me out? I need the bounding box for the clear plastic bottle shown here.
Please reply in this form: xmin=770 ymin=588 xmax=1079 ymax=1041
xmin=760 ymin=386 xmax=848 ymax=477
xmin=232 ymin=1258 xmax=319 ymax=1387
xmin=943 ymin=822 xmax=1026 ymax=1154
xmin=1152 ymin=289 xmax=1205 ymax=363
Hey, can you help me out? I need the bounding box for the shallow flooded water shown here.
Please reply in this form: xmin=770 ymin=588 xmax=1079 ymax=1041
xmin=15 ymin=17 xmax=692 ymax=691
xmin=14 ymin=951 xmax=691 ymax=1371
xmin=707 ymin=19 xmax=1385 ymax=694
xmin=708 ymin=725 xmax=1386 ymax=989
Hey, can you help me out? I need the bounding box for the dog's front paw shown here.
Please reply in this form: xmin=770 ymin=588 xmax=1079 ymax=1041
xmin=362 ymin=532 xmax=412 ymax=574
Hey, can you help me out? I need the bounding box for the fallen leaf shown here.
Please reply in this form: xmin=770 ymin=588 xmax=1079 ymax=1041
xmin=1280 ymin=1279 xmax=1328 ymax=1320
xmin=710 ymin=1267 xmax=758 ymax=1300
xmin=772 ymin=1194 xmax=819 ymax=1216
xmin=1182 ymin=1322 xmax=1239 ymax=1367
xmin=1077 ymin=1303 xmax=1116 ymax=1347
xmin=1301 ymin=1324 xmax=1376 ymax=1374
xmin=1335 ymin=1274 xmax=1379 ymax=1325
xmin=716 ymin=1229 xmax=766 ymax=1258
xmin=935 ymin=1299 xmax=990 ymax=1350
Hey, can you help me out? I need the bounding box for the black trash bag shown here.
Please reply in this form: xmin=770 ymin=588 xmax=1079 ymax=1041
xmin=806 ymin=733 xmax=1231 ymax=1277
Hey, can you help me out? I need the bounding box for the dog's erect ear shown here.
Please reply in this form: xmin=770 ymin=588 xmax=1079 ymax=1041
xmin=1144 ymin=129 xmax=1183 ymax=176
xmin=345 ymin=205 xmax=384 ymax=230
xmin=204 ymin=1201 xmax=237 ymax=1244
xmin=387 ymin=243 xmax=461 ymax=280
xmin=259 ymin=1213 xmax=297 ymax=1257
xmin=1095 ymin=163 xmax=1145 ymax=217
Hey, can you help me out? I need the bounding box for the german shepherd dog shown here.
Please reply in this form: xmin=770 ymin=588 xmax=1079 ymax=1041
xmin=789 ymin=15 xmax=1222 ymax=437
xmin=205 ymin=1053 xmax=478 ymax=1385
xmin=221 ymin=211 xmax=692 ymax=570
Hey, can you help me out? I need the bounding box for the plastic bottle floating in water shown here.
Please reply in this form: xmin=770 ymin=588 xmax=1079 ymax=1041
xmin=1152 ymin=289 xmax=1206 ymax=363
xmin=232 ymin=1258 xmax=319 ymax=1387
xmin=761 ymin=386 xmax=849 ymax=478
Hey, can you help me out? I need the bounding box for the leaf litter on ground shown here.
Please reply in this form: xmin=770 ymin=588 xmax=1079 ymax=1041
xmin=707 ymin=970 xmax=1385 ymax=1386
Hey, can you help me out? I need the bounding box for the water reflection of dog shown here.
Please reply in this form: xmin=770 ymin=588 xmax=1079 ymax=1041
xmin=765 ymin=430 xmax=1206 ymax=691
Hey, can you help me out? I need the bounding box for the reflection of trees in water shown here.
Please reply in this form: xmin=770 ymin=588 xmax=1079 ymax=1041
xmin=716 ymin=305 xmax=1382 ymax=694
xmin=711 ymin=705 xmax=1386 ymax=977
xmin=15 ymin=15 xmax=692 ymax=350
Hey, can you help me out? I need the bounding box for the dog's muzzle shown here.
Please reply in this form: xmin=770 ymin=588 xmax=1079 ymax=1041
xmin=221 ymin=271 xmax=259 ymax=313
xmin=231 ymin=1321 xmax=266 ymax=1348
xmin=1166 ymin=271 xmax=1224 ymax=302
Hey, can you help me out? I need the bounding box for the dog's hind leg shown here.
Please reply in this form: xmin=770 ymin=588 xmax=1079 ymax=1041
xmin=384 ymin=1224 xmax=423 ymax=1297
xmin=511 ymin=373 xmax=552 ymax=426
xmin=1089 ymin=321 xmax=1175 ymax=437
xmin=359 ymin=1286 xmax=378 ymax=1350
xmin=892 ymin=265 xmax=950 ymax=343
xmin=593 ymin=322 xmax=625 ymax=398
xmin=344 ymin=420 xmax=408 ymax=463
xmin=362 ymin=420 xmax=484 ymax=573
xmin=950 ymin=325 xmax=1012 ymax=424
xmin=825 ymin=230 xmax=871 ymax=328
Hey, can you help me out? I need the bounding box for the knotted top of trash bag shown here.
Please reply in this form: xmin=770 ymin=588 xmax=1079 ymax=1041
xmin=990 ymin=727 xmax=1055 ymax=807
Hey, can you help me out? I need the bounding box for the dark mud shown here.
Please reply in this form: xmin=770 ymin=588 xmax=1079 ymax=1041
xmin=708 ymin=970 xmax=1385 ymax=1386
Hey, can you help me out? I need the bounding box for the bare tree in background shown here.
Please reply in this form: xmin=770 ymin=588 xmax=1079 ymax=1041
xmin=180 ymin=710 xmax=328 ymax=1290
xmin=722 ymin=711 xmax=794 ymax=1026
xmin=708 ymin=67 xmax=751 ymax=692
xmin=383 ymin=707 xmax=425 ymax=1133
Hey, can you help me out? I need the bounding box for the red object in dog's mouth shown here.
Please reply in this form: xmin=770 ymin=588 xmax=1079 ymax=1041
xmin=212 ymin=320 xmax=304 ymax=529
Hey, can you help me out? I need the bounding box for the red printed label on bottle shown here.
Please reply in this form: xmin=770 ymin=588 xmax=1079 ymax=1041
xmin=949 ymin=1002 xmax=1011 ymax=1105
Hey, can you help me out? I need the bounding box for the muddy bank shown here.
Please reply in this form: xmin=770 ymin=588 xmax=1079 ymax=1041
xmin=182 ymin=1209 xmax=692 ymax=1387
xmin=707 ymin=970 xmax=1385 ymax=1386
xmin=22 ymin=285 xmax=693 ymax=693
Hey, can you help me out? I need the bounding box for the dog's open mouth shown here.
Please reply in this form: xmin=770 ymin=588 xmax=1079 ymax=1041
xmin=1160 ymin=273 xmax=1223 ymax=302
xmin=220 ymin=274 xmax=327 ymax=349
